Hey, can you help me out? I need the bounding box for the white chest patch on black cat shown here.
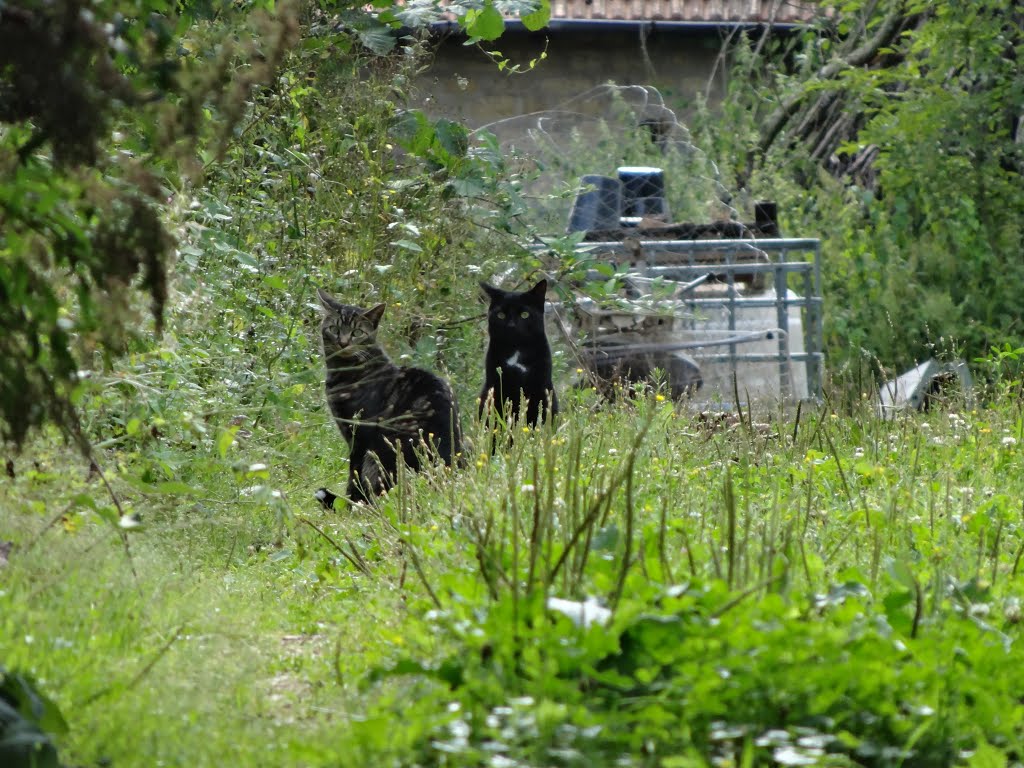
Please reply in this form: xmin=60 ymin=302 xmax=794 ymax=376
xmin=505 ymin=351 xmax=529 ymax=373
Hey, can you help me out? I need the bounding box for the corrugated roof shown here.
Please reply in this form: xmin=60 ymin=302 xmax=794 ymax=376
xmin=548 ymin=0 xmax=820 ymax=23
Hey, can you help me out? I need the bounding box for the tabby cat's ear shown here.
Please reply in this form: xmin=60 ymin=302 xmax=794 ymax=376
xmin=480 ymin=282 xmax=502 ymax=301
xmin=317 ymin=288 xmax=339 ymax=311
xmin=364 ymin=303 xmax=386 ymax=328
xmin=526 ymin=279 xmax=548 ymax=304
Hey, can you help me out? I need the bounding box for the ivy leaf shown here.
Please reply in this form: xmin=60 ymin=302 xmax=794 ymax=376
xmin=466 ymin=2 xmax=504 ymax=41
xmin=521 ymin=0 xmax=550 ymax=31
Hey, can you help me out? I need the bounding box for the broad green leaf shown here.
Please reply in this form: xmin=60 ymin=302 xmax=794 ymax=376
xmin=968 ymin=739 xmax=1008 ymax=768
xmin=886 ymin=558 xmax=917 ymax=591
xmin=433 ymin=119 xmax=469 ymax=158
xmin=521 ymin=0 xmax=550 ymax=31
xmin=393 ymin=239 xmax=422 ymax=252
xmin=94 ymin=506 xmax=120 ymax=526
xmin=218 ymin=426 xmax=239 ymax=458
xmin=883 ymin=590 xmax=914 ymax=635
xmin=467 ymin=2 xmax=504 ymax=41
xmin=358 ymin=24 xmax=397 ymax=55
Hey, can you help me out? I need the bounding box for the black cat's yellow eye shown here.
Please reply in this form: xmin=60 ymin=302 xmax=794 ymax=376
xmin=497 ymin=311 xmax=506 ymax=319
xmin=520 ymin=311 xmax=530 ymax=319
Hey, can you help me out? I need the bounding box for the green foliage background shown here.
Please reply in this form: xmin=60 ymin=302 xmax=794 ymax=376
xmin=713 ymin=0 xmax=1024 ymax=371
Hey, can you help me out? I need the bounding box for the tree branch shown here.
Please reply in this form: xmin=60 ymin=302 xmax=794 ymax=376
xmin=754 ymin=2 xmax=909 ymax=164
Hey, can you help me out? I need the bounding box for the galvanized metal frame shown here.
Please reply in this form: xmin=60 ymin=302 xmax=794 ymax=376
xmin=542 ymin=237 xmax=824 ymax=400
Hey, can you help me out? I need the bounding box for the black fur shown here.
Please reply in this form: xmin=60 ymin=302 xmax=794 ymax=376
xmin=317 ymin=289 xmax=462 ymax=505
xmin=479 ymin=279 xmax=558 ymax=427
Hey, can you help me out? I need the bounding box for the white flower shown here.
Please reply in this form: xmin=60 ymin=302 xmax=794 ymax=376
xmin=1002 ymin=436 xmax=1018 ymax=447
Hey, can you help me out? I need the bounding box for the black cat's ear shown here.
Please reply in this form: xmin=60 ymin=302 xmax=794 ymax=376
xmin=480 ymin=282 xmax=502 ymax=300
xmin=317 ymin=288 xmax=339 ymax=311
xmin=363 ymin=303 xmax=386 ymax=328
xmin=526 ymin=279 xmax=548 ymax=305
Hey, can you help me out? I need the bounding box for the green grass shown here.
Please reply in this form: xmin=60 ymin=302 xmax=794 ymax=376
xmin=4 ymin=380 xmax=1024 ymax=766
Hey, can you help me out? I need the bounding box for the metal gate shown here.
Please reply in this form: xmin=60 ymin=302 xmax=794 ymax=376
xmin=543 ymin=237 xmax=824 ymax=404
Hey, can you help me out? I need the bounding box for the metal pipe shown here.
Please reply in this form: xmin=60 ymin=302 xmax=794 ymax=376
xmin=692 ymin=352 xmax=825 ymax=365
xmin=774 ymin=259 xmax=792 ymax=399
xmin=574 ymin=294 xmax=822 ymax=310
xmin=624 ymin=262 xmax=815 ymax=276
xmin=583 ymin=329 xmax=783 ymax=357
xmin=530 ymin=237 xmax=822 ymax=253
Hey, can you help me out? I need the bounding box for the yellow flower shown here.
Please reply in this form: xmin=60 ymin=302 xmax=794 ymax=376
xmin=655 ymin=394 xmax=666 ymax=402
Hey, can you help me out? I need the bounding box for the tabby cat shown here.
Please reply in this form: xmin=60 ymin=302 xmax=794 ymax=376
xmin=479 ymin=278 xmax=558 ymax=427
xmin=316 ymin=289 xmax=462 ymax=506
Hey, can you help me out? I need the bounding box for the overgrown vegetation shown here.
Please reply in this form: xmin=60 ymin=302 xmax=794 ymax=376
xmin=708 ymin=0 xmax=1024 ymax=371
xmin=0 ymin=0 xmax=298 ymax=450
xmin=2 ymin=0 xmax=1024 ymax=766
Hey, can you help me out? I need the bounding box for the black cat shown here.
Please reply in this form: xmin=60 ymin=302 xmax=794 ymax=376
xmin=479 ymin=278 xmax=558 ymax=427
xmin=316 ymin=289 xmax=462 ymax=506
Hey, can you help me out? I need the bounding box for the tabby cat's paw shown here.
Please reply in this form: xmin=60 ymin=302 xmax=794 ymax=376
xmin=315 ymin=487 xmax=339 ymax=511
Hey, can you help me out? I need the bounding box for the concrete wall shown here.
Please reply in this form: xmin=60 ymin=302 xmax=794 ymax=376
xmin=414 ymin=25 xmax=729 ymax=131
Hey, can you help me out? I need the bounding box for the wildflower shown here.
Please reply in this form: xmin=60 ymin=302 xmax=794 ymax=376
xmin=655 ymin=394 xmax=666 ymax=402
xmin=1005 ymin=599 xmax=1022 ymax=624
xmin=1002 ymin=436 xmax=1018 ymax=447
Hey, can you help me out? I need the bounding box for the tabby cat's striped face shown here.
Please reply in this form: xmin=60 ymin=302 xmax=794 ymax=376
xmin=317 ymin=289 xmax=385 ymax=357
xmin=321 ymin=307 xmax=378 ymax=350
